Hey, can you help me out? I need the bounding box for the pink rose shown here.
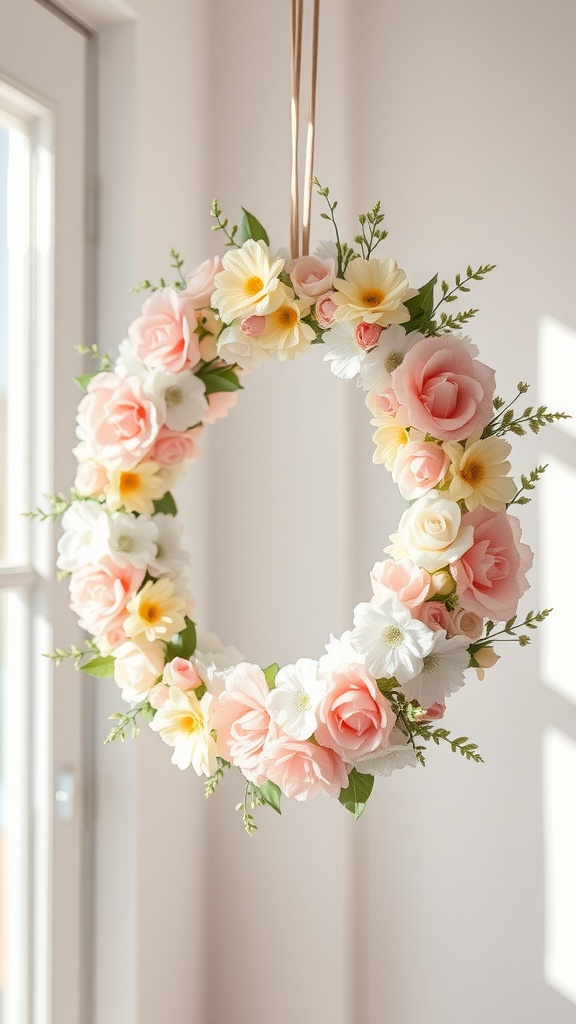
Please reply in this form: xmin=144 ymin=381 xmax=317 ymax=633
xmin=392 ymin=441 xmax=449 ymax=500
xmin=290 ymin=256 xmax=335 ymax=301
xmin=314 ymin=292 xmax=337 ymax=328
xmin=128 ymin=287 xmax=200 ymax=373
xmin=183 ymin=257 xmax=223 ymax=309
xmin=392 ymin=335 xmax=496 ymax=441
xmin=114 ymin=639 xmax=166 ymax=702
xmin=315 ymin=664 xmax=395 ymax=761
xmin=453 ymin=508 xmax=533 ymax=621
xmin=240 ymin=315 xmax=266 ymax=338
xmin=419 ymin=702 xmax=446 ymax=722
xmin=260 ymin=738 xmax=348 ymax=801
xmin=354 ymin=322 xmax=382 ymax=351
xmin=69 ymin=557 xmax=145 ymax=640
xmin=74 ymin=459 xmax=108 ymax=498
xmin=371 ymin=558 xmax=430 ymax=611
xmin=149 ymin=683 xmax=170 ymax=709
xmin=162 ymin=657 xmax=202 ymax=691
xmin=418 ymin=600 xmax=455 ymax=634
xmin=451 ymin=607 xmax=483 ymax=642
xmin=212 ymin=663 xmax=276 ymax=784
xmin=203 ymin=391 xmax=238 ymax=425
xmin=150 ymin=425 xmax=203 ymax=467
xmin=77 ymin=372 xmax=162 ymax=470
xmin=369 ymin=388 xmax=399 ymax=416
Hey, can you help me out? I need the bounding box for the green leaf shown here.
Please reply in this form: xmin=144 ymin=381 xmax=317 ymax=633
xmin=238 ymin=207 xmax=269 ymax=246
xmin=165 ymin=617 xmax=197 ymax=662
xmin=153 ymin=492 xmax=178 ymax=516
xmin=339 ymin=768 xmax=374 ymax=820
xmin=403 ymin=275 xmax=437 ymax=333
xmin=258 ymin=780 xmax=282 ymax=814
xmin=263 ymin=663 xmax=280 ymax=688
xmin=80 ymin=655 xmax=115 ymax=679
xmin=196 ymin=367 xmax=243 ymax=394
xmin=74 ymin=373 xmax=97 ymax=391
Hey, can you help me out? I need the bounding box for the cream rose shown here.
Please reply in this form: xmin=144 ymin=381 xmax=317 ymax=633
xmin=386 ymin=491 xmax=474 ymax=572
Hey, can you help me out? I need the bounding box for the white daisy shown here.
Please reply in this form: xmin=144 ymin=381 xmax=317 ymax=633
xmin=57 ymin=500 xmax=107 ymax=572
xmin=333 ymin=257 xmax=416 ymax=326
xmin=266 ymin=658 xmax=327 ymax=740
xmin=104 ymin=511 xmax=158 ymax=569
xmin=322 ymin=321 xmax=363 ymax=379
xmin=147 ymin=514 xmax=191 ymax=577
xmin=400 ymin=630 xmax=470 ymax=708
xmin=314 ymin=240 xmax=338 ymax=262
xmin=321 ymin=630 xmax=366 ymax=668
xmin=211 ymin=239 xmax=286 ymax=324
xmin=349 ymin=594 xmax=435 ymax=684
xmin=358 ymin=325 xmax=422 ymax=395
xmin=114 ymin=337 xmax=147 ymax=379
xmin=145 ymin=370 xmax=208 ymax=431
xmin=259 ymin=298 xmax=316 ymax=361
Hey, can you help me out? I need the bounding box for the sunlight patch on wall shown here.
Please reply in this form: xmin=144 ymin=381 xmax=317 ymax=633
xmin=543 ymin=726 xmax=576 ymax=1004
xmin=538 ymin=315 xmax=576 ymax=441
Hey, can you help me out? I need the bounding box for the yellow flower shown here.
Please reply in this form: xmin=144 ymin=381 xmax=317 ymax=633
xmin=333 ymin=257 xmax=416 ymax=326
xmin=149 ymin=686 xmax=217 ymax=775
xmin=259 ymin=298 xmax=316 ymax=361
xmin=124 ymin=578 xmax=187 ymax=642
xmin=367 ymin=393 xmax=409 ymax=470
xmin=211 ymin=239 xmax=286 ymax=324
xmin=105 ymin=462 xmax=167 ymax=514
xmin=444 ymin=434 xmax=516 ymax=512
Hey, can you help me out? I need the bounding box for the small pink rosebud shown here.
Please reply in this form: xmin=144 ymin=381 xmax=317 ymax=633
xmin=354 ymin=322 xmax=382 ymax=351
xmin=420 ymin=702 xmax=446 ymax=722
xmin=315 ymin=293 xmax=337 ymax=328
xmin=240 ymin=315 xmax=265 ymax=338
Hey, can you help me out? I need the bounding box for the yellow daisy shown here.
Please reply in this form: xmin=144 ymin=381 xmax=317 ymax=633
xmin=124 ymin=577 xmax=187 ymax=642
xmin=259 ymin=298 xmax=316 ymax=361
xmin=443 ymin=434 xmax=516 ymax=512
xmin=105 ymin=462 xmax=167 ymax=514
xmin=211 ymin=239 xmax=286 ymax=324
xmin=333 ymin=257 xmax=416 ymax=326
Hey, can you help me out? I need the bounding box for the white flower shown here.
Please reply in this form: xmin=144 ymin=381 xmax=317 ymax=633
xmin=211 ymin=239 xmax=286 ymax=324
xmin=149 ymin=686 xmax=217 ymax=775
xmin=259 ymin=298 xmax=316 ymax=361
xmin=314 ymin=240 xmax=338 ymax=262
xmin=124 ymin=577 xmax=187 ymax=642
xmin=322 ymin=321 xmax=363 ymax=379
xmin=192 ymin=631 xmax=245 ymax=697
xmin=216 ymin=324 xmax=270 ymax=370
xmin=333 ymin=257 xmax=416 ymax=326
xmin=321 ymin=630 xmax=366 ymax=668
xmin=57 ymin=500 xmax=107 ymax=571
xmin=147 ymin=514 xmax=191 ymax=577
xmin=386 ymin=491 xmax=474 ymax=572
xmin=351 ymin=727 xmax=419 ymax=777
xmin=266 ymin=658 xmax=327 ymax=740
xmin=349 ymin=594 xmax=435 ymax=684
xmin=358 ymin=325 xmax=421 ymax=394
xmin=113 ymin=636 xmax=166 ymax=704
xmin=114 ymin=337 xmax=147 ymax=379
xmin=443 ymin=433 xmax=516 ymax=512
xmin=400 ymin=630 xmax=470 ymax=708
xmin=104 ymin=511 xmax=158 ymax=569
xmin=145 ymin=370 xmax=208 ymax=431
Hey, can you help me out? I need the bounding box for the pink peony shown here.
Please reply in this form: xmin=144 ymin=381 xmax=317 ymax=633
xmin=392 ymin=335 xmax=496 ymax=441
xmin=203 ymin=391 xmax=238 ymax=424
xmin=418 ymin=600 xmax=455 ymax=634
xmin=354 ymin=322 xmax=382 ymax=351
xmin=128 ymin=287 xmax=199 ymax=373
xmin=77 ymin=372 xmax=162 ymax=470
xmin=183 ymin=256 xmax=223 ymax=309
xmin=290 ymin=255 xmax=335 ymax=301
xmin=371 ymin=558 xmax=430 ymax=611
xmin=69 ymin=557 xmax=145 ymax=641
xmin=163 ymin=657 xmax=202 ymax=691
xmin=150 ymin=425 xmax=203 ymax=467
xmin=316 ymin=663 xmax=395 ymax=762
xmin=212 ymin=663 xmax=276 ymax=784
xmin=314 ymin=292 xmax=337 ymax=328
xmin=453 ymin=508 xmax=533 ymax=621
xmin=392 ymin=440 xmax=449 ymax=500
xmin=260 ymin=737 xmax=348 ymax=801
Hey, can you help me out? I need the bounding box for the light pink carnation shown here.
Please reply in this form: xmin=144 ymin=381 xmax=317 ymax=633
xmin=453 ymin=508 xmax=534 ymax=621
xmin=203 ymin=391 xmax=238 ymax=424
xmin=418 ymin=600 xmax=455 ymax=634
xmin=212 ymin=663 xmax=276 ymax=784
xmin=150 ymin=425 xmax=203 ymax=467
xmin=315 ymin=293 xmax=337 ymax=328
xmin=371 ymin=558 xmax=430 ymax=611
xmin=128 ymin=287 xmax=199 ymax=373
xmin=163 ymin=657 xmax=202 ymax=691
xmin=392 ymin=440 xmax=449 ymax=500
xmin=392 ymin=335 xmax=496 ymax=441
xmin=354 ymin=322 xmax=381 ymax=351
xmin=290 ymin=255 xmax=335 ymax=301
xmin=77 ymin=372 xmax=162 ymax=470
xmin=69 ymin=557 xmax=145 ymax=641
xmin=183 ymin=256 xmax=223 ymax=309
xmin=316 ymin=664 xmax=395 ymax=762
xmin=260 ymin=737 xmax=347 ymax=801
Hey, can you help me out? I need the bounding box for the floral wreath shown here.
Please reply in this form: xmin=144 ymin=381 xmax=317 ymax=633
xmin=35 ymin=184 xmax=566 ymax=833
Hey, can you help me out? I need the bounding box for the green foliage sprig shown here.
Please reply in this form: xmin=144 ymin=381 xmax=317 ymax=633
xmin=132 ymin=248 xmax=190 ymax=293
xmin=410 ymin=723 xmax=484 ymax=764
xmin=353 ymin=201 xmax=388 ymax=260
xmin=105 ymin=702 xmax=156 ymax=744
xmin=431 ymin=264 xmax=496 ymax=315
xmin=507 ymin=465 xmax=548 ymax=507
xmin=475 ymin=608 xmax=553 ymax=650
xmin=205 ymin=758 xmax=230 ymax=798
xmin=23 ymin=491 xmax=75 ymax=522
xmin=313 ymin=178 xmax=357 ymax=276
xmin=483 ymin=382 xmax=570 ymax=438
xmin=74 ymin=343 xmax=112 ymax=371
xmin=210 ymin=198 xmax=239 ymax=247
xmin=43 ymin=639 xmax=99 ymax=670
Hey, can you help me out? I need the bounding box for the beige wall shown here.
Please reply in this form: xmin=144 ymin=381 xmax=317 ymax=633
xmin=91 ymin=1 xmax=576 ymax=1022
